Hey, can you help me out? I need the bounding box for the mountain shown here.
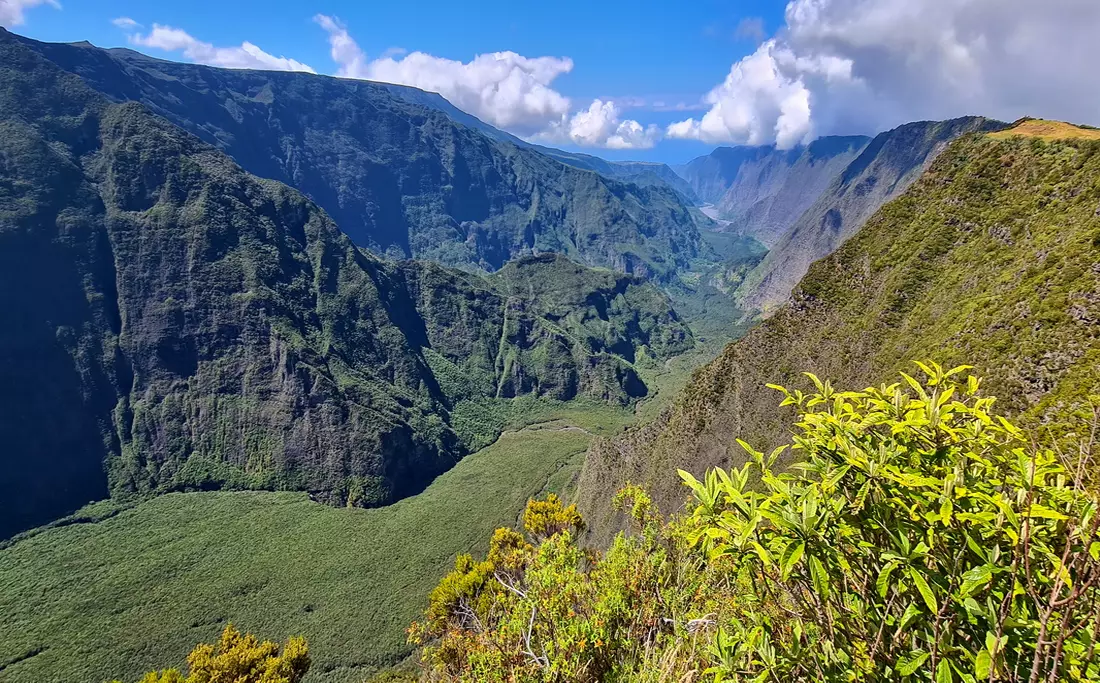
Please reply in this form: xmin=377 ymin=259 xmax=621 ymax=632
xmin=714 ymin=137 xmax=870 ymax=245
xmin=537 ymin=149 xmax=701 ymax=204
xmin=735 ymin=117 xmax=1005 ymax=313
xmin=577 ymin=120 xmax=1100 ymax=541
xmin=609 ymin=161 xmax=701 ymax=205
xmin=676 ymin=137 xmax=870 ymax=246
xmin=6 ymin=30 xmax=707 ymax=282
xmin=0 ymin=32 xmax=692 ymax=539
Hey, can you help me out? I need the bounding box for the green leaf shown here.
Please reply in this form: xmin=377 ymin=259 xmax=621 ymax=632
xmin=897 ymin=650 xmax=930 ymax=676
xmin=781 ymin=540 xmax=805 ymax=579
xmin=974 ymin=650 xmax=992 ymax=679
xmin=899 ymin=602 xmax=922 ymax=630
xmin=1025 ymin=504 xmax=1068 ymax=520
xmin=959 ymin=566 xmax=992 ymax=598
xmin=909 ymin=567 xmax=939 ymax=613
xmin=810 ymin=555 xmax=830 ymax=599
xmin=877 ymin=562 xmax=899 ymax=599
xmin=937 ymin=658 xmax=953 ymax=683
xmin=751 ymin=541 xmax=773 ymax=567
xmin=678 ymin=469 xmax=704 ymax=495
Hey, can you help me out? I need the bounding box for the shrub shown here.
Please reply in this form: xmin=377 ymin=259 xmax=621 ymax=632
xmin=683 ymin=362 xmax=1100 ymax=681
xmin=115 ymin=625 xmax=310 ymax=683
xmin=411 ymin=363 xmax=1100 ymax=681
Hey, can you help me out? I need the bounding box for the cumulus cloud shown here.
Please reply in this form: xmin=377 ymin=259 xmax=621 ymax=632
xmin=670 ymin=0 xmax=1100 ymax=148
xmin=125 ymin=24 xmax=315 ymax=73
xmin=0 ymin=0 xmax=59 ymax=27
xmin=111 ymin=16 xmax=140 ymax=30
xmin=536 ymin=99 xmax=662 ymax=150
xmin=314 ymin=14 xmax=573 ymax=137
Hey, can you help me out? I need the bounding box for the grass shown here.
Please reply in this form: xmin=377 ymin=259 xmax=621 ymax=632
xmin=988 ymin=119 xmax=1100 ymax=141
xmin=449 ymin=395 xmax=636 ymax=452
xmin=0 ymin=415 xmax=630 ymax=683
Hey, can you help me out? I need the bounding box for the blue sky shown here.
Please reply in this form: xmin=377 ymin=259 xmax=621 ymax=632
xmin=5 ymin=0 xmax=1098 ymax=164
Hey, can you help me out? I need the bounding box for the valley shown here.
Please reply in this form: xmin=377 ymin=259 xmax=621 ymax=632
xmin=0 ymin=423 xmax=607 ymax=683
xmin=0 ymin=11 xmax=1098 ymax=683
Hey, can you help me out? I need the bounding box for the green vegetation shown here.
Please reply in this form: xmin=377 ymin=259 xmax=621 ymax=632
xmin=0 ymin=30 xmax=692 ymax=538
xmin=8 ymin=29 xmax=708 ymax=281
xmin=0 ymin=409 xmax=633 ymax=683
xmin=414 ymin=366 xmax=1100 ymax=682
xmin=113 ymin=625 xmax=311 ymax=683
xmin=580 ymin=124 xmax=1100 ymax=538
xmin=735 ymin=117 xmax=1005 ymax=314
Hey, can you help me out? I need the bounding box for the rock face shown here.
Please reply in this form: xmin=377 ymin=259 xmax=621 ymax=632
xmin=674 ymin=136 xmax=870 ymax=243
xmin=735 ymin=117 xmax=1005 ymax=313
xmin=10 ymin=30 xmax=706 ymax=282
xmin=0 ymin=32 xmax=692 ymax=539
xmin=676 ymin=137 xmax=870 ymax=244
xmin=578 ymin=125 xmax=1100 ymax=543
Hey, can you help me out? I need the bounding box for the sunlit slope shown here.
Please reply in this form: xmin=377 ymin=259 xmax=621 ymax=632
xmin=578 ymin=128 xmax=1100 ymax=541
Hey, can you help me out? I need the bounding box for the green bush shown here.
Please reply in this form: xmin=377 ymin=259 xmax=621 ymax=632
xmin=411 ymin=363 xmax=1100 ymax=681
xmin=684 ymin=361 xmax=1100 ymax=681
xmin=114 ymin=625 xmax=309 ymax=683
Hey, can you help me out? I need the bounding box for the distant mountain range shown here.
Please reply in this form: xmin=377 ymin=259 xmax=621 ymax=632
xmin=673 ymin=118 xmax=1005 ymax=314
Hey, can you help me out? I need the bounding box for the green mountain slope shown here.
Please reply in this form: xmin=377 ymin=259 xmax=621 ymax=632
xmin=0 ymin=34 xmax=691 ymax=539
xmin=7 ymin=30 xmax=706 ymax=281
xmin=578 ymin=123 xmax=1100 ymax=540
xmin=736 ymin=117 xmax=1005 ymax=313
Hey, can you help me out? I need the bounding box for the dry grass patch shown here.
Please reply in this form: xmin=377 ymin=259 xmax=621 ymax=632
xmin=988 ymin=118 xmax=1100 ymax=141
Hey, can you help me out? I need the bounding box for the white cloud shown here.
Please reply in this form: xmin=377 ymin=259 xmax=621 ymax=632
xmin=0 ymin=0 xmax=59 ymax=27
xmin=536 ymin=99 xmax=661 ymax=150
xmin=670 ymin=0 xmax=1100 ymax=147
xmin=314 ymin=14 xmax=573 ymax=137
xmin=126 ymin=24 xmax=315 ymax=73
xmin=111 ymin=16 xmax=140 ymax=30
xmin=667 ymin=42 xmax=823 ymax=148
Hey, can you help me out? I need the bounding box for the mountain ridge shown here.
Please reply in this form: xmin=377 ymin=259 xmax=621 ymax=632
xmin=735 ymin=116 xmax=1007 ymax=313
xmin=6 ymin=29 xmax=708 ymax=282
xmin=578 ymin=123 xmax=1100 ymax=542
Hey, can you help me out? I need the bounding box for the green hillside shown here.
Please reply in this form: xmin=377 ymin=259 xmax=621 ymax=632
xmin=579 ymin=122 xmax=1100 ymax=539
xmin=735 ymin=117 xmax=1005 ymax=314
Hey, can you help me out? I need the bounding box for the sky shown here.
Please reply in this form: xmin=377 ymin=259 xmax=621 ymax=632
xmin=3 ymin=0 xmax=1099 ymax=164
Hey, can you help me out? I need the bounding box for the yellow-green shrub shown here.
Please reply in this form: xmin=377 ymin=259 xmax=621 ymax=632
xmin=115 ymin=625 xmax=309 ymax=683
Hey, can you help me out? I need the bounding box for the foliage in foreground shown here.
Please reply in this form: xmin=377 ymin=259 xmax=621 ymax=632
xmin=115 ymin=625 xmax=309 ymax=683
xmin=411 ymin=363 xmax=1100 ymax=681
